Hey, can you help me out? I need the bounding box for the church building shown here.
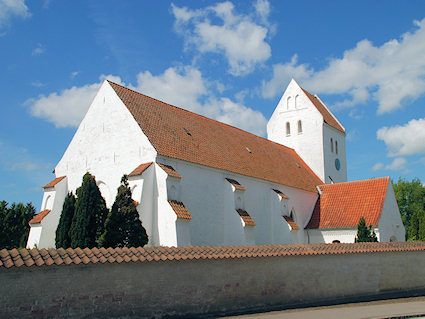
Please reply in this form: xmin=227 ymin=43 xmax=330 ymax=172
xmin=27 ymin=79 xmax=405 ymax=248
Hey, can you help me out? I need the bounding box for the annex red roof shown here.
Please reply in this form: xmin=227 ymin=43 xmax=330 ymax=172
xmin=128 ymin=162 xmax=153 ymax=177
xmin=29 ymin=210 xmax=50 ymax=224
xmin=43 ymin=176 xmax=66 ymax=189
xmin=108 ymin=81 xmax=323 ymax=193
xmin=302 ymin=89 xmax=345 ymax=134
xmin=2 ymin=242 xmax=425 ymax=268
xmin=306 ymin=177 xmax=390 ymax=229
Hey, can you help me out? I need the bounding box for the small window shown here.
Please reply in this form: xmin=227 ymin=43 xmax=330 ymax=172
xmin=335 ymin=141 xmax=338 ymax=154
xmin=287 ymin=96 xmax=292 ymax=110
xmin=332 ymin=240 xmax=341 ymax=244
xmin=286 ymin=122 xmax=291 ymax=136
xmin=330 ymin=138 xmax=333 ymax=152
xmin=295 ymin=95 xmax=299 ymax=109
xmin=297 ymin=120 xmax=302 ymax=134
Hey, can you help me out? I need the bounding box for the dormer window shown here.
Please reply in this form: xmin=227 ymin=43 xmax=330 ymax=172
xmin=286 ymin=122 xmax=291 ymax=136
xmin=297 ymin=120 xmax=302 ymax=134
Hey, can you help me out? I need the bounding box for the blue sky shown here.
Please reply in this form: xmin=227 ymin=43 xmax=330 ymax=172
xmin=1 ymin=0 xmax=425 ymax=210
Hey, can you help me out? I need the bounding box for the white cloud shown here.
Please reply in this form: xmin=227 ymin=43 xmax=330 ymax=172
xmin=71 ymin=71 xmax=79 ymax=79
xmin=31 ymin=81 xmax=45 ymax=87
xmin=172 ymin=1 xmax=272 ymax=76
xmin=25 ymin=74 xmax=124 ymax=127
xmin=134 ymin=66 xmax=267 ymax=136
xmin=377 ymin=118 xmax=425 ymax=157
xmin=262 ymin=18 xmax=425 ymax=114
xmin=0 ymin=0 xmax=30 ymax=30
xmin=32 ymin=43 xmax=45 ymax=56
xmin=372 ymin=158 xmax=407 ymax=172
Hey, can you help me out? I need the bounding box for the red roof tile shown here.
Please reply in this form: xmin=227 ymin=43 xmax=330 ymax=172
xmin=128 ymin=162 xmax=153 ymax=176
xmin=236 ymin=209 xmax=256 ymax=226
xmin=157 ymin=163 xmax=182 ymax=179
xmin=168 ymin=200 xmax=192 ymax=219
xmin=306 ymin=177 xmax=390 ymax=229
xmin=29 ymin=209 xmax=50 ymax=224
xmin=2 ymin=242 xmax=425 ymax=268
xmin=43 ymin=176 xmax=66 ymax=189
xmin=108 ymin=81 xmax=323 ymax=192
xmin=301 ymin=88 xmax=345 ymax=133
xmin=273 ymin=189 xmax=289 ymax=199
xmin=283 ymin=215 xmax=300 ymax=230
xmin=226 ymin=178 xmax=246 ymax=191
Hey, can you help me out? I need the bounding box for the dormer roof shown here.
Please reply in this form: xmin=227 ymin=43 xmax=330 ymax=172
xmin=108 ymin=81 xmax=322 ymax=193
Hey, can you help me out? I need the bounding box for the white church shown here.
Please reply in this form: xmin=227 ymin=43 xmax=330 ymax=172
xmin=27 ymin=79 xmax=405 ymax=249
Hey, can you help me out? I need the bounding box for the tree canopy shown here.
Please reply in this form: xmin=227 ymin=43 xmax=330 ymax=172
xmin=99 ymin=175 xmax=148 ymax=248
xmin=55 ymin=192 xmax=76 ymax=249
xmin=355 ymin=217 xmax=378 ymax=242
xmin=0 ymin=201 xmax=36 ymax=249
xmin=69 ymin=172 xmax=108 ymax=248
xmin=393 ymin=178 xmax=425 ymax=241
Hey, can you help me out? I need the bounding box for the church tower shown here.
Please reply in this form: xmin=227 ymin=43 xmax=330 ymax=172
xmin=267 ymin=79 xmax=347 ymax=184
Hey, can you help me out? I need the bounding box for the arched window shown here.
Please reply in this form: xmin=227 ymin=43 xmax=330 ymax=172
xmin=335 ymin=141 xmax=338 ymax=154
xmin=332 ymin=240 xmax=341 ymax=244
xmin=289 ymin=209 xmax=296 ymax=222
xmin=295 ymin=95 xmax=299 ymax=109
xmin=286 ymin=122 xmax=291 ymax=136
xmin=297 ymin=120 xmax=302 ymax=134
xmin=287 ymin=96 xmax=292 ymax=110
xmin=44 ymin=195 xmax=52 ymax=210
xmin=330 ymin=138 xmax=333 ymax=152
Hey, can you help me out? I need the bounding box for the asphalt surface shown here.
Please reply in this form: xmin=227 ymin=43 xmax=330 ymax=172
xmin=221 ymin=297 xmax=425 ymax=319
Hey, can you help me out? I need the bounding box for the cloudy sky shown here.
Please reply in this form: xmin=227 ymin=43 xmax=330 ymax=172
xmin=1 ymin=0 xmax=425 ymax=210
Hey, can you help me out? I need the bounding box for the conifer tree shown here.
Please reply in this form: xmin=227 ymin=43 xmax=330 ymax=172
xmin=55 ymin=192 xmax=76 ymax=248
xmin=355 ymin=217 xmax=378 ymax=242
xmin=99 ymin=175 xmax=148 ymax=248
xmin=70 ymin=172 xmax=108 ymax=248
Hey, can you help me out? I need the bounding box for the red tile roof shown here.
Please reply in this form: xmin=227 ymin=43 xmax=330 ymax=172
xmin=306 ymin=177 xmax=390 ymax=229
xmin=226 ymin=178 xmax=246 ymax=191
xmin=302 ymin=88 xmax=345 ymax=133
xmin=273 ymin=189 xmax=289 ymax=199
xmin=283 ymin=215 xmax=299 ymax=230
xmin=236 ymin=209 xmax=256 ymax=226
xmin=128 ymin=162 xmax=153 ymax=176
xmin=108 ymin=81 xmax=323 ymax=192
xmin=2 ymin=242 xmax=425 ymax=268
xmin=29 ymin=210 xmax=50 ymax=224
xmin=43 ymin=176 xmax=66 ymax=189
xmin=168 ymin=200 xmax=192 ymax=219
xmin=157 ymin=163 xmax=182 ymax=179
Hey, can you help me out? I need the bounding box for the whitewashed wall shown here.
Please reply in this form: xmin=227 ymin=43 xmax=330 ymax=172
xmin=54 ymin=81 xmax=157 ymax=208
xmin=322 ymin=123 xmax=347 ymax=183
xmin=378 ymin=181 xmax=406 ymax=242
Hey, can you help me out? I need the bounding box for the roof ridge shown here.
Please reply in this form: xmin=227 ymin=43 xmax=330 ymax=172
xmin=318 ymin=176 xmax=390 ymax=188
xmin=107 ymin=80 xmax=297 ymax=152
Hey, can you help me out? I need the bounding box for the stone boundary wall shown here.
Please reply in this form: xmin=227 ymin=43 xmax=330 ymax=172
xmin=2 ymin=242 xmax=425 ymax=318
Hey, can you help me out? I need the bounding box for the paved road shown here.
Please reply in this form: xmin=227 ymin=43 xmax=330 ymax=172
xmin=221 ymin=297 xmax=425 ymax=319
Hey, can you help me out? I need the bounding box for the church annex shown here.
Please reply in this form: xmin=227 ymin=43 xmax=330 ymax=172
xmin=27 ymin=79 xmax=405 ymax=248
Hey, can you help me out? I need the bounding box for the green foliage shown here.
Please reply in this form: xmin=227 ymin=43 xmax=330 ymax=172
xmin=70 ymin=172 xmax=108 ymax=248
xmin=99 ymin=175 xmax=148 ymax=248
xmin=0 ymin=201 xmax=36 ymax=249
xmin=355 ymin=217 xmax=378 ymax=242
xmin=393 ymin=177 xmax=425 ymax=241
xmin=55 ymin=192 xmax=76 ymax=248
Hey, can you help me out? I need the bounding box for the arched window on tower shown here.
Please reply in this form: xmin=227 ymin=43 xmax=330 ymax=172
xmin=286 ymin=122 xmax=291 ymax=136
xmin=330 ymin=138 xmax=333 ymax=152
xmin=297 ymin=120 xmax=302 ymax=134
xmin=295 ymin=95 xmax=299 ymax=109
xmin=335 ymin=141 xmax=338 ymax=154
xmin=287 ymin=96 xmax=292 ymax=110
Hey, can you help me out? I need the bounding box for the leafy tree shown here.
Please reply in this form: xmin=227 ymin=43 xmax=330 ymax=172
xmin=393 ymin=178 xmax=425 ymax=240
xmin=70 ymin=172 xmax=108 ymax=248
xmin=355 ymin=217 xmax=378 ymax=242
xmin=55 ymin=192 xmax=76 ymax=248
xmin=99 ymin=175 xmax=148 ymax=248
xmin=0 ymin=201 xmax=36 ymax=249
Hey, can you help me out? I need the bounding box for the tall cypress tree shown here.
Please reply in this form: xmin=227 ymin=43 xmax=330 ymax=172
xmin=99 ymin=175 xmax=148 ymax=248
xmin=355 ymin=217 xmax=378 ymax=242
xmin=55 ymin=192 xmax=76 ymax=248
xmin=70 ymin=172 xmax=108 ymax=248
